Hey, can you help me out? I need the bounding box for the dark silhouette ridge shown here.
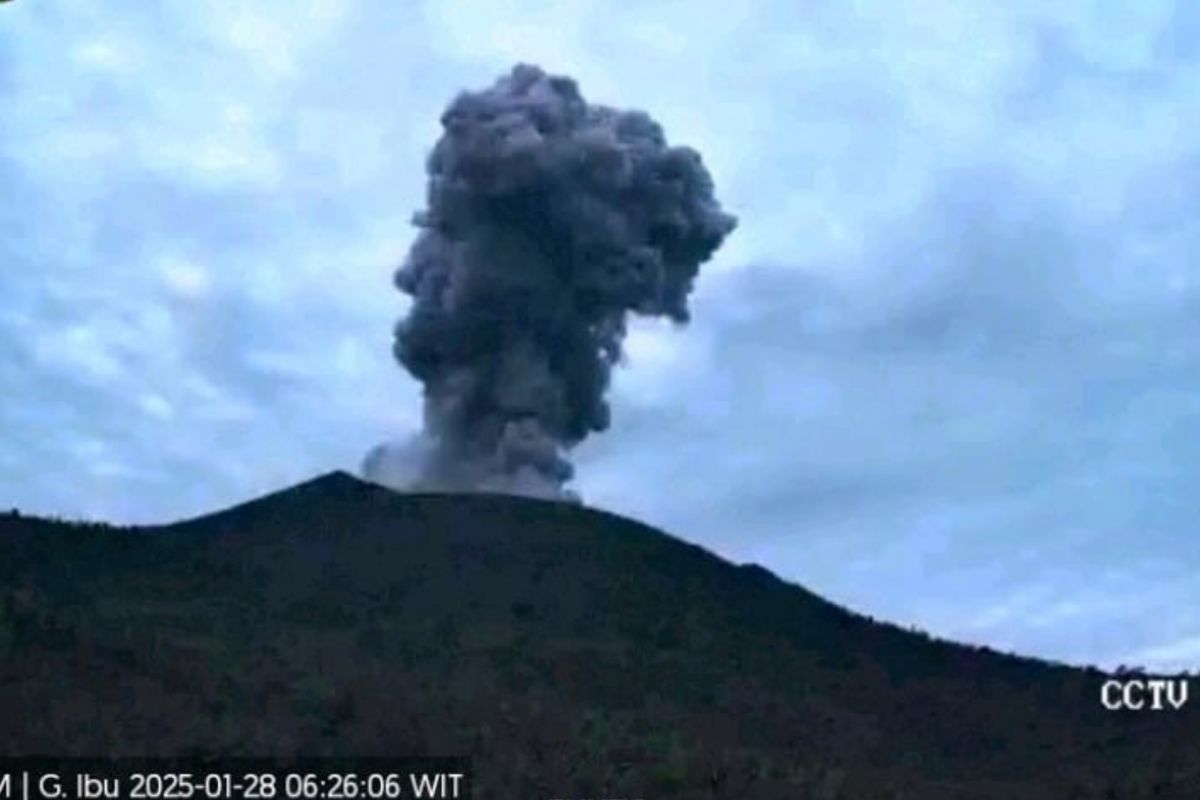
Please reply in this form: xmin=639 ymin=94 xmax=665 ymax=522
xmin=1 ymin=471 xmax=1198 ymax=798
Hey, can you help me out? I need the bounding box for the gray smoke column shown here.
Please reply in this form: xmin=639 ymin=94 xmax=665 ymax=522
xmin=367 ymin=64 xmax=736 ymax=499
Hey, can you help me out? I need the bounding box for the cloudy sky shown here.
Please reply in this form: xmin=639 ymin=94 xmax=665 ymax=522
xmin=4 ymin=0 xmax=1200 ymax=672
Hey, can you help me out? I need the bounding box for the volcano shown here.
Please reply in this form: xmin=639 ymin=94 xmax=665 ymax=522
xmin=1 ymin=471 xmax=1197 ymax=798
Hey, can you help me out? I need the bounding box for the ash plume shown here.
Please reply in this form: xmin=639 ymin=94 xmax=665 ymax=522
xmin=365 ymin=64 xmax=736 ymax=499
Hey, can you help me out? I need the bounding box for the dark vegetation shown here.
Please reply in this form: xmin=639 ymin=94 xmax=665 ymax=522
xmin=1 ymin=472 xmax=1198 ymax=798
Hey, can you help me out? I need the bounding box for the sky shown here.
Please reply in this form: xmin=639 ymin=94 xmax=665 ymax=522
xmin=2 ymin=0 xmax=1199 ymax=672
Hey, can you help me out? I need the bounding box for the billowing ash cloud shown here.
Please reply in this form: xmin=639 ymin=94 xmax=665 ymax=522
xmin=364 ymin=64 xmax=736 ymax=499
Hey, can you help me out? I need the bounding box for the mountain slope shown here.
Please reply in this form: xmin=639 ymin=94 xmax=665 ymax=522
xmin=1 ymin=472 xmax=1196 ymax=798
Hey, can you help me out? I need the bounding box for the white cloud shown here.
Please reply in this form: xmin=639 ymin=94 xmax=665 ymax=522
xmin=71 ymin=39 xmax=138 ymax=72
xmin=225 ymin=13 xmax=299 ymax=78
xmin=137 ymin=392 xmax=176 ymax=421
xmin=1130 ymin=636 xmax=1200 ymax=672
xmin=30 ymin=324 xmax=125 ymax=384
xmin=159 ymin=257 xmax=213 ymax=300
